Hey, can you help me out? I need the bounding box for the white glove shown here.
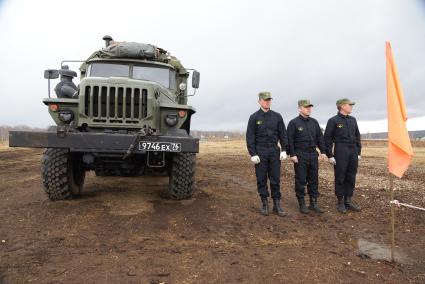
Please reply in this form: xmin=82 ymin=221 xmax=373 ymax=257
xmin=328 ymin=157 xmax=336 ymax=165
xmin=280 ymin=152 xmax=287 ymax=161
xmin=358 ymin=155 xmax=361 ymax=160
xmin=250 ymin=155 xmax=260 ymax=164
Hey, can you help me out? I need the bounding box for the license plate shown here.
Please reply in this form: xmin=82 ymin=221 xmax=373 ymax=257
xmin=139 ymin=141 xmax=181 ymax=152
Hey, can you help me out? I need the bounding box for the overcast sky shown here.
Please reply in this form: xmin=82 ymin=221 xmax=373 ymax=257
xmin=0 ymin=0 xmax=424 ymax=133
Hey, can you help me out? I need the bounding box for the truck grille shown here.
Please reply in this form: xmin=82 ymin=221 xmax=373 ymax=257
xmin=83 ymin=85 xmax=148 ymax=123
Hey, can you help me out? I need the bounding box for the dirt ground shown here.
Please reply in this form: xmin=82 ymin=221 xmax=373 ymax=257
xmin=0 ymin=140 xmax=424 ymax=283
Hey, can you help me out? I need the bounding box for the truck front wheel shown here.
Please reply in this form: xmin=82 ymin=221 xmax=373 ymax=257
xmin=168 ymin=153 xmax=196 ymax=199
xmin=41 ymin=148 xmax=85 ymax=200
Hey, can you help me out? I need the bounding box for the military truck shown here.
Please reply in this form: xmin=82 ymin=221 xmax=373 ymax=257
xmin=9 ymin=36 xmax=200 ymax=200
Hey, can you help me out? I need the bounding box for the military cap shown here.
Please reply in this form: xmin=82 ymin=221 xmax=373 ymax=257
xmin=258 ymin=92 xmax=272 ymax=100
xmin=336 ymin=98 xmax=355 ymax=106
xmin=298 ymin=99 xmax=314 ymax=107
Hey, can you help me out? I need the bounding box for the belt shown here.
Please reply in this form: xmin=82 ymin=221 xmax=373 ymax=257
xmin=257 ymin=142 xmax=278 ymax=147
xmin=295 ymin=147 xmax=317 ymax=153
xmin=335 ymin=142 xmax=356 ymax=147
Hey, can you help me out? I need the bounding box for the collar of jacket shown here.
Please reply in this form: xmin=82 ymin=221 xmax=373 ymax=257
xmin=298 ymin=114 xmax=310 ymax=121
xmin=337 ymin=112 xmax=350 ymax=119
xmin=259 ymin=108 xmax=271 ymax=114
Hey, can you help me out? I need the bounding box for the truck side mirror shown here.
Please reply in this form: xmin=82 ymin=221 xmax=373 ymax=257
xmin=44 ymin=69 xmax=59 ymax=79
xmin=44 ymin=69 xmax=59 ymax=98
xmin=192 ymin=70 xmax=200 ymax=89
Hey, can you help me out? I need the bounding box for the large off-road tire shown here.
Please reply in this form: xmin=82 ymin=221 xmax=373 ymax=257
xmin=41 ymin=148 xmax=85 ymax=200
xmin=168 ymin=153 xmax=196 ymax=200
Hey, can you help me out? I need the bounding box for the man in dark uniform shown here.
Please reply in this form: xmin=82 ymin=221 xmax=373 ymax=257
xmin=246 ymin=92 xmax=288 ymax=217
xmin=324 ymin=98 xmax=362 ymax=213
xmin=287 ymin=100 xmax=327 ymax=214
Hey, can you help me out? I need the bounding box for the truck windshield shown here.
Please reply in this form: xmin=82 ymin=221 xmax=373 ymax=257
xmin=88 ymin=63 xmax=175 ymax=89
xmin=89 ymin=63 xmax=129 ymax=78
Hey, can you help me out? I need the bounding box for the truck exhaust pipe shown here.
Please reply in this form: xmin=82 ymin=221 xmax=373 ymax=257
xmin=102 ymin=35 xmax=113 ymax=48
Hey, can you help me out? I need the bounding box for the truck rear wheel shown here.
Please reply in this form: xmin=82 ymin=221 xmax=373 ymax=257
xmin=168 ymin=153 xmax=196 ymax=199
xmin=41 ymin=148 xmax=85 ymax=200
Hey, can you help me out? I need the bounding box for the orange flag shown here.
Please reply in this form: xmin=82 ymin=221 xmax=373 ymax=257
xmin=386 ymin=42 xmax=413 ymax=178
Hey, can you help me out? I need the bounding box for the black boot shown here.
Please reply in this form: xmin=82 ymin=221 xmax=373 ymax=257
xmin=345 ymin=196 xmax=361 ymax=212
xmin=260 ymin=197 xmax=269 ymax=216
xmin=337 ymin=196 xmax=347 ymax=213
xmin=308 ymin=197 xmax=324 ymax=213
xmin=297 ymin=197 xmax=309 ymax=214
xmin=272 ymin=199 xmax=287 ymax=217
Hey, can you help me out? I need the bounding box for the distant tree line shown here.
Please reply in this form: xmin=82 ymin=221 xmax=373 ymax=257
xmin=361 ymin=130 xmax=425 ymax=140
xmin=191 ymin=130 xmax=425 ymax=140
xmin=191 ymin=130 xmax=245 ymax=140
xmin=0 ymin=125 xmax=47 ymax=141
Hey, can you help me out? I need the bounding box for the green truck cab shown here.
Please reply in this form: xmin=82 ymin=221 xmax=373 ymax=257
xmin=9 ymin=36 xmax=200 ymax=200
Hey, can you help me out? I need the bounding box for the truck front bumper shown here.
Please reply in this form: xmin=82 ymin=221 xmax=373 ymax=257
xmin=9 ymin=131 xmax=199 ymax=153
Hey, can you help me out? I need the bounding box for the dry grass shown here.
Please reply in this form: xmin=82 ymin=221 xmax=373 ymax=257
xmin=200 ymin=140 xmax=247 ymax=155
xmin=0 ymin=140 xmax=9 ymax=151
xmin=358 ymin=145 xmax=425 ymax=166
xmin=201 ymin=139 xmax=425 ymax=165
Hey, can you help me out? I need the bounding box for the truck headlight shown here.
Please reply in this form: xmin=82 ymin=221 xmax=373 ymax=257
xmin=179 ymin=83 xmax=187 ymax=91
xmin=58 ymin=110 xmax=74 ymax=123
xmin=165 ymin=114 xmax=178 ymax=126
